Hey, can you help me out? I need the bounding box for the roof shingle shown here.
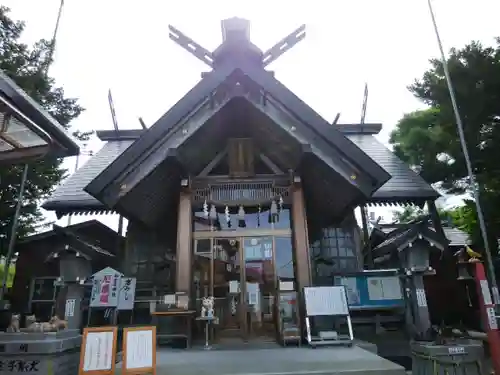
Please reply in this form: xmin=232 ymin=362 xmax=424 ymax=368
xmin=43 ymin=131 xmax=439 ymax=214
xmin=347 ymin=134 xmax=438 ymax=200
xmin=43 ymin=140 xmax=133 ymax=213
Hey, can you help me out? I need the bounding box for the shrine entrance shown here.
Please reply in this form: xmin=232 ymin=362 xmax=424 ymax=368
xmin=193 ymin=231 xmax=294 ymax=344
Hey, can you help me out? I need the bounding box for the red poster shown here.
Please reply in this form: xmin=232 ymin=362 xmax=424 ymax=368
xmin=99 ymin=275 xmax=111 ymax=304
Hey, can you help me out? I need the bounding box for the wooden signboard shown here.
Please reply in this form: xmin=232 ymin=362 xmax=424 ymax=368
xmin=79 ymin=326 xmax=118 ymax=375
xmin=122 ymin=326 xmax=157 ymax=374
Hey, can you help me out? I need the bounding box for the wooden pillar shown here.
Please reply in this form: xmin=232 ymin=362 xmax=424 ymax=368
xmin=291 ymin=177 xmax=311 ymax=290
xmin=427 ymin=200 xmax=445 ymax=238
xmin=176 ymin=184 xmax=193 ymax=295
xmin=360 ymin=205 xmax=372 ymax=268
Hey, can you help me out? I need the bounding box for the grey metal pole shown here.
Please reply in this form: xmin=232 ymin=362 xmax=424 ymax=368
xmin=0 ymin=164 xmax=29 ymax=300
xmin=427 ymin=0 xmax=499 ymax=304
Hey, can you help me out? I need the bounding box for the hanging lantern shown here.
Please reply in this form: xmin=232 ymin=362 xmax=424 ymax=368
xmin=203 ymin=200 xmax=209 ymax=218
xmin=238 ymin=206 xmax=246 ymax=228
xmin=225 ymin=205 xmax=231 ymax=228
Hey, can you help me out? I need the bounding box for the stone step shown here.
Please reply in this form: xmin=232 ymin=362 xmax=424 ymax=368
xmin=116 ymin=346 xmax=406 ymax=375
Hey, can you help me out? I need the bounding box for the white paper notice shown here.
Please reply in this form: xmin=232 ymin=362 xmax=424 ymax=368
xmin=229 ymin=280 xmax=239 ymax=294
xmin=304 ymin=286 xmax=349 ymax=316
xmin=380 ymin=277 xmax=403 ymax=300
xmin=416 ymin=289 xmax=428 ymax=307
xmin=83 ymin=331 xmax=114 ymax=371
xmin=492 ymin=287 xmax=500 ymax=305
xmin=480 ymin=280 xmax=493 ymax=305
xmin=367 ymin=278 xmax=383 ymax=301
xmin=65 ymin=299 xmax=75 ymax=318
xmin=125 ymin=330 xmax=154 ymax=370
xmin=367 ymin=277 xmax=402 ymax=301
xmin=279 ymin=281 xmax=294 ymax=291
xmin=486 ymin=307 xmax=498 ymax=330
xmin=338 ymin=277 xmax=360 ymax=305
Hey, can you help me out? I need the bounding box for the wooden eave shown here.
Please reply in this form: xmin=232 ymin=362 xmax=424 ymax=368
xmin=85 ymin=61 xmax=390 ymax=211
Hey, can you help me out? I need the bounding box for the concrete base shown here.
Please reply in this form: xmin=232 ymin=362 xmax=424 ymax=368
xmin=116 ymin=345 xmax=405 ymax=375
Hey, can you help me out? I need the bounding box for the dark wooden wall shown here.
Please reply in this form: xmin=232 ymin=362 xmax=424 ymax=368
xmin=425 ymin=249 xmax=480 ymax=330
xmin=11 ymin=223 xmax=122 ymax=314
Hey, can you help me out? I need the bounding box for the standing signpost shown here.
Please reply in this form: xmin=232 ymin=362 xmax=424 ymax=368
xmin=122 ymin=326 xmax=156 ymax=375
xmin=89 ymin=267 xmax=123 ymax=325
xmin=79 ymin=326 xmax=118 ymax=375
xmin=117 ymin=277 xmax=137 ymax=311
xmin=472 ymin=262 xmax=500 ymax=375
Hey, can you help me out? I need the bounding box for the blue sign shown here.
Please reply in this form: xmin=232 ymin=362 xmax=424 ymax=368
xmin=334 ymin=273 xmax=404 ymax=310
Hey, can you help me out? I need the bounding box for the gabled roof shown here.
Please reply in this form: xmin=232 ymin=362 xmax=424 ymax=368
xmin=17 ymin=219 xmax=122 ymax=247
xmin=43 ymin=139 xmax=134 ymax=215
xmin=85 ymin=62 xmax=389 ymax=205
xmin=42 ymin=125 xmax=439 ymax=216
xmin=347 ymin=134 xmax=439 ymax=202
xmin=379 ymin=223 xmax=469 ymax=247
xmin=371 ymin=218 xmax=449 ymax=261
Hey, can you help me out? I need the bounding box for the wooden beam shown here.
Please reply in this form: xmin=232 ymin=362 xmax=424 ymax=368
xmin=175 ymin=189 xmax=193 ymax=295
xmin=291 ymin=179 xmax=311 ymax=286
xmin=291 ymin=177 xmax=311 ymax=342
xmin=0 ymin=145 xmax=50 ymax=164
xmin=360 ymin=205 xmax=372 ymax=268
xmin=427 ymin=200 xmax=445 ymax=238
xmin=138 ymin=117 xmax=147 ymax=130
xmin=259 ymin=153 xmax=284 ymax=174
xmin=198 ymin=147 xmax=228 ymax=177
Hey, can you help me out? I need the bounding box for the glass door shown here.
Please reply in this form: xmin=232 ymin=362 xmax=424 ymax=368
xmin=193 ymin=235 xmax=284 ymax=343
xmin=212 ymin=238 xmax=244 ymax=341
xmin=242 ymin=236 xmax=277 ymax=341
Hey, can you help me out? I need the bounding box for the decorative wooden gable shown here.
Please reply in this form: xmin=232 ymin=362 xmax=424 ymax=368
xmin=228 ymin=138 xmax=254 ymax=177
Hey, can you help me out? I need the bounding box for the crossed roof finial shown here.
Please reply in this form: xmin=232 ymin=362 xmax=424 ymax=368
xmin=168 ymin=18 xmax=305 ymax=69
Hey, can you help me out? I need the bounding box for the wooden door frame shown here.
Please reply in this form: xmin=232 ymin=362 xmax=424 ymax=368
xmin=194 ymin=230 xmax=291 ymax=343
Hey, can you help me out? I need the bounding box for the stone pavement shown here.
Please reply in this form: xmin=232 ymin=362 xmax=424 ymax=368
xmin=116 ymin=345 xmax=406 ymax=375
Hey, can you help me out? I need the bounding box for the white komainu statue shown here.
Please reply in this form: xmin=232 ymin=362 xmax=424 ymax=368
xmin=201 ymin=296 xmax=215 ymax=318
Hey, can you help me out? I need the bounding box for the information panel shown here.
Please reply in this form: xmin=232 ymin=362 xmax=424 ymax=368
xmin=304 ymin=286 xmax=349 ymax=316
xmin=122 ymin=326 xmax=156 ymax=374
xmin=79 ymin=326 xmax=118 ymax=375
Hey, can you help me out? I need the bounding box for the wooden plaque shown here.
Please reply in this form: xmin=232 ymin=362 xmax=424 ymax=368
xmin=79 ymin=326 xmax=118 ymax=375
xmin=122 ymin=326 xmax=157 ymax=374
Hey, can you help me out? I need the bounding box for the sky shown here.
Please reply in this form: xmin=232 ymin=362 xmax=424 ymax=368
xmin=3 ymin=0 xmax=500 ymax=230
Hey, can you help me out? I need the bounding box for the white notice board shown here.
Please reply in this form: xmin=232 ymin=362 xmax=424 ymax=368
xmin=304 ymin=286 xmax=349 ymax=316
xmin=123 ymin=326 xmax=157 ymax=374
xmin=79 ymin=326 xmax=117 ymax=374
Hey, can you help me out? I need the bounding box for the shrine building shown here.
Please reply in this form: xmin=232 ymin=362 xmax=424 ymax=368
xmin=41 ymin=18 xmax=442 ymax=344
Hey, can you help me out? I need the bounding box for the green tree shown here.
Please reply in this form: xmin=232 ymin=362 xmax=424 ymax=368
xmin=0 ymin=6 xmax=90 ymax=253
xmin=392 ymin=206 xmax=426 ymax=223
xmin=390 ymin=38 xmax=500 ymax=250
